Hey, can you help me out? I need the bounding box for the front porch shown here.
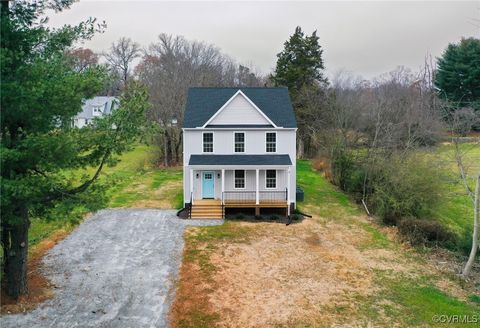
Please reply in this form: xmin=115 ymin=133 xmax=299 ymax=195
xmin=187 ymin=168 xmax=292 ymax=219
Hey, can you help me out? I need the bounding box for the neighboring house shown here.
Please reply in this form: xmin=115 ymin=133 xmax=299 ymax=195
xmin=183 ymin=87 xmax=297 ymax=219
xmin=73 ymin=96 xmax=118 ymax=128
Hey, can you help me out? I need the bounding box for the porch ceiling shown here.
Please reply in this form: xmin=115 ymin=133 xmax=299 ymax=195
xmin=189 ymin=154 xmax=292 ymax=166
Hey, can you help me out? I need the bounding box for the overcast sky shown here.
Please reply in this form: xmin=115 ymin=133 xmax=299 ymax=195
xmin=47 ymin=1 xmax=480 ymax=79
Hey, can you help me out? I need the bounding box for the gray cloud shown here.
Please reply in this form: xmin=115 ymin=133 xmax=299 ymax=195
xmin=47 ymin=1 xmax=479 ymax=79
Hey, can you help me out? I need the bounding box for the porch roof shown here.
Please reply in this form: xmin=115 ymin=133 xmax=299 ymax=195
xmin=189 ymin=154 xmax=292 ymax=166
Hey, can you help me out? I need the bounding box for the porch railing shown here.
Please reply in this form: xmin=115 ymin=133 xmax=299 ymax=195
xmin=222 ymin=189 xmax=287 ymax=204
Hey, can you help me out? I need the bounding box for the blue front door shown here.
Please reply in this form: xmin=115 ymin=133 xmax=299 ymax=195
xmin=202 ymin=172 xmax=215 ymax=199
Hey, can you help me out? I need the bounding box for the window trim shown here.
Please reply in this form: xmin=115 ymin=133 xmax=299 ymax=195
xmin=265 ymin=131 xmax=277 ymax=153
xmin=233 ymin=131 xmax=245 ymax=153
xmin=265 ymin=169 xmax=277 ymax=189
xmin=233 ymin=169 xmax=246 ymax=189
xmin=202 ymin=131 xmax=214 ymax=153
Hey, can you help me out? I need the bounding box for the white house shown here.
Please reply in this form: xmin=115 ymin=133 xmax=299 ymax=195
xmin=73 ymin=96 xmax=118 ymax=128
xmin=182 ymin=87 xmax=297 ymax=219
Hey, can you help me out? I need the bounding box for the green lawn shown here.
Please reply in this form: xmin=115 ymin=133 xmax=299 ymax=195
xmin=28 ymin=143 xmax=183 ymax=247
xmin=427 ymin=142 xmax=480 ymax=249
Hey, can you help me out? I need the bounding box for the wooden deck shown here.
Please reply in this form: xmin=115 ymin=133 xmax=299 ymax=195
xmin=190 ymin=199 xmax=288 ymax=219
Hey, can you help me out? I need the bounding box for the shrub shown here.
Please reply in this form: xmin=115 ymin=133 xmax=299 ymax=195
xmin=370 ymin=154 xmax=443 ymax=222
xmin=330 ymin=149 xmax=365 ymax=194
xmin=290 ymin=214 xmax=303 ymax=220
xmin=254 ymin=214 xmax=264 ymax=220
xmin=397 ymin=217 xmax=455 ymax=246
xmin=269 ymin=214 xmax=280 ymax=221
xmin=235 ymin=212 xmax=246 ymax=220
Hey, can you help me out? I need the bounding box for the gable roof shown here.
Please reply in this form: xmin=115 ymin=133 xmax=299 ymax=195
xmin=183 ymin=87 xmax=297 ymax=128
xmin=77 ymin=96 xmax=118 ymax=119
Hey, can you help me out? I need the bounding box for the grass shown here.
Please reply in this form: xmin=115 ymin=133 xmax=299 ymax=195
xmin=28 ymin=143 xmax=183 ymax=247
xmin=357 ymin=273 xmax=480 ymax=327
xmin=172 ymin=159 xmax=479 ymax=327
xmin=426 ymin=142 xmax=480 ymax=249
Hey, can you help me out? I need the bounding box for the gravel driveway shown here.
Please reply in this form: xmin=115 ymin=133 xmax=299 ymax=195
xmin=1 ymin=209 xmax=222 ymax=328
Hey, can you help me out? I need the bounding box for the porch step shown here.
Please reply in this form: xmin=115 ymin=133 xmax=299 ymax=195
xmin=191 ymin=203 xmax=224 ymax=219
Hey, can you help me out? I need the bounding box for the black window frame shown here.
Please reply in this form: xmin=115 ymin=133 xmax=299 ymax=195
xmin=266 ymin=132 xmax=276 ymax=153
xmin=234 ymin=132 xmax=245 ymax=153
xmin=203 ymin=132 xmax=214 ymax=153
xmin=234 ymin=170 xmax=245 ymax=189
xmin=265 ymin=169 xmax=277 ymax=189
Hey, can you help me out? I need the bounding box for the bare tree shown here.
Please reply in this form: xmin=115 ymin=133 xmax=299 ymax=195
xmin=137 ymin=33 xmax=264 ymax=166
xmin=104 ymin=37 xmax=141 ymax=87
xmin=448 ymin=109 xmax=480 ymax=277
xmin=66 ymin=48 xmax=99 ymax=72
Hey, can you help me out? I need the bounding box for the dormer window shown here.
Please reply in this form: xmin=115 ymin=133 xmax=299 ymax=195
xmin=234 ymin=132 xmax=245 ymax=153
xmin=203 ymin=132 xmax=213 ymax=153
xmin=266 ymin=132 xmax=276 ymax=153
xmin=92 ymin=105 xmax=102 ymax=116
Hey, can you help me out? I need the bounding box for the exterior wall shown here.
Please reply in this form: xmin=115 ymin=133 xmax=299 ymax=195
xmin=188 ymin=169 xmax=289 ymax=201
xmin=183 ymin=128 xmax=296 ymax=206
xmin=208 ymin=94 xmax=271 ymax=125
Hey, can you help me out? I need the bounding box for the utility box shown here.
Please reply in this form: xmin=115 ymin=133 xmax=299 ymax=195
xmin=296 ymin=187 xmax=304 ymax=202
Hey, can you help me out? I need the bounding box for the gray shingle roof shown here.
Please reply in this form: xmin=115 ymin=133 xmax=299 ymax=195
xmin=76 ymin=96 xmax=118 ymax=119
xmin=183 ymin=88 xmax=297 ymax=128
xmin=189 ymin=154 xmax=292 ymax=166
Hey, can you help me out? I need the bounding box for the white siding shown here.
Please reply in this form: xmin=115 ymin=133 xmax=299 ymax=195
xmin=208 ymin=94 xmax=271 ymax=125
xmin=183 ymin=128 xmax=297 ymax=205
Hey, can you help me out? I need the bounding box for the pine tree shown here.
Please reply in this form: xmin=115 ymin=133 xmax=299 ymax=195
xmin=435 ymin=37 xmax=480 ymax=111
xmin=271 ymin=26 xmax=327 ymax=96
xmin=1 ymin=1 xmax=149 ymax=298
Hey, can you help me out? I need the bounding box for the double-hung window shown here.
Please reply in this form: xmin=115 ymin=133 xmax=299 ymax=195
xmin=234 ymin=170 xmax=245 ymax=189
xmin=266 ymin=132 xmax=276 ymax=153
xmin=234 ymin=132 xmax=245 ymax=153
xmin=266 ymin=170 xmax=276 ymax=189
xmin=203 ymin=132 xmax=213 ymax=153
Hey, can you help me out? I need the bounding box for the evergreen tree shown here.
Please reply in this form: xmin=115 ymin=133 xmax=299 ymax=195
xmin=1 ymin=1 xmax=149 ymax=298
xmin=271 ymin=26 xmax=327 ymax=96
xmin=435 ymin=37 xmax=480 ymax=111
xmin=271 ymin=26 xmax=328 ymax=157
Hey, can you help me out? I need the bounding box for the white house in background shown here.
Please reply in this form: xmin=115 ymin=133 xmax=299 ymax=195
xmin=182 ymin=87 xmax=297 ymax=219
xmin=73 ymin=96 xmax=118 ymax=128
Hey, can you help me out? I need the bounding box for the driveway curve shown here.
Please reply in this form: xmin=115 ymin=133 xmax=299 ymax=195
xmin=1 ymin=209 xmax=222 ymax=328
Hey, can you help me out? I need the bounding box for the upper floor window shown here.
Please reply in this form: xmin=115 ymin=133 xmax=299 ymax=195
xmin=234 ymin=170 xmax=245 ymax=189
xmin=266 ymin=132 xmax=276 ymax=153
xmin=265 ymin=170 xmax=277 ymax=189
xmin=203 ymin=132 xmax=213 ymax=152
xmin=234 ymin=132 xmax=245 ymax=153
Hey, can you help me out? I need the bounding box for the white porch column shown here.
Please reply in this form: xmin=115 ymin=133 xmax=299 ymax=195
xmin=256 ymin=169 xmax=259 ymax=205
xmin=190 ymin=168 xmax=194 ymax=204
xmin=221 ymin=169 xmax=225 ymax=204
xmin=287 ymin=167 xmax=292 ymax=206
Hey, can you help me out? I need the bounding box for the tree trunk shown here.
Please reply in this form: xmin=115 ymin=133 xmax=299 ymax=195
xmin=462 ymin=174 xmax=479 ymax=277
xmin=163 ymin=132 xmax=169 ymax=167
xmin=4 ymin=205 xmax=30 ymax=299
xmin=297 ymin=138 xmax=304 ymax=159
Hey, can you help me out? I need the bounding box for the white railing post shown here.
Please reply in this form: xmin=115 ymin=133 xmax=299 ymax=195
xmin=256 ymin=169 xmax=259 ymax=205
xmin=287 ymin=167 xmax=291 ymax=214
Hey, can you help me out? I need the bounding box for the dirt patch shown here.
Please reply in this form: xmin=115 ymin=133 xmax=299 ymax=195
xmin=207 ymin=220 xmax=379 ymax=327
xmin=0 ymin=229 xmax=69 ymax=315
xmin=171 ymin=213 xmax=476 ymax=327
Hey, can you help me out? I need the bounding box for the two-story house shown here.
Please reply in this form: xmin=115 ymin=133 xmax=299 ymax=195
xmin=182 ymin=87 xmax=297 ymax=219
xmin=73 ymin=96 xmax=118 ymax=128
